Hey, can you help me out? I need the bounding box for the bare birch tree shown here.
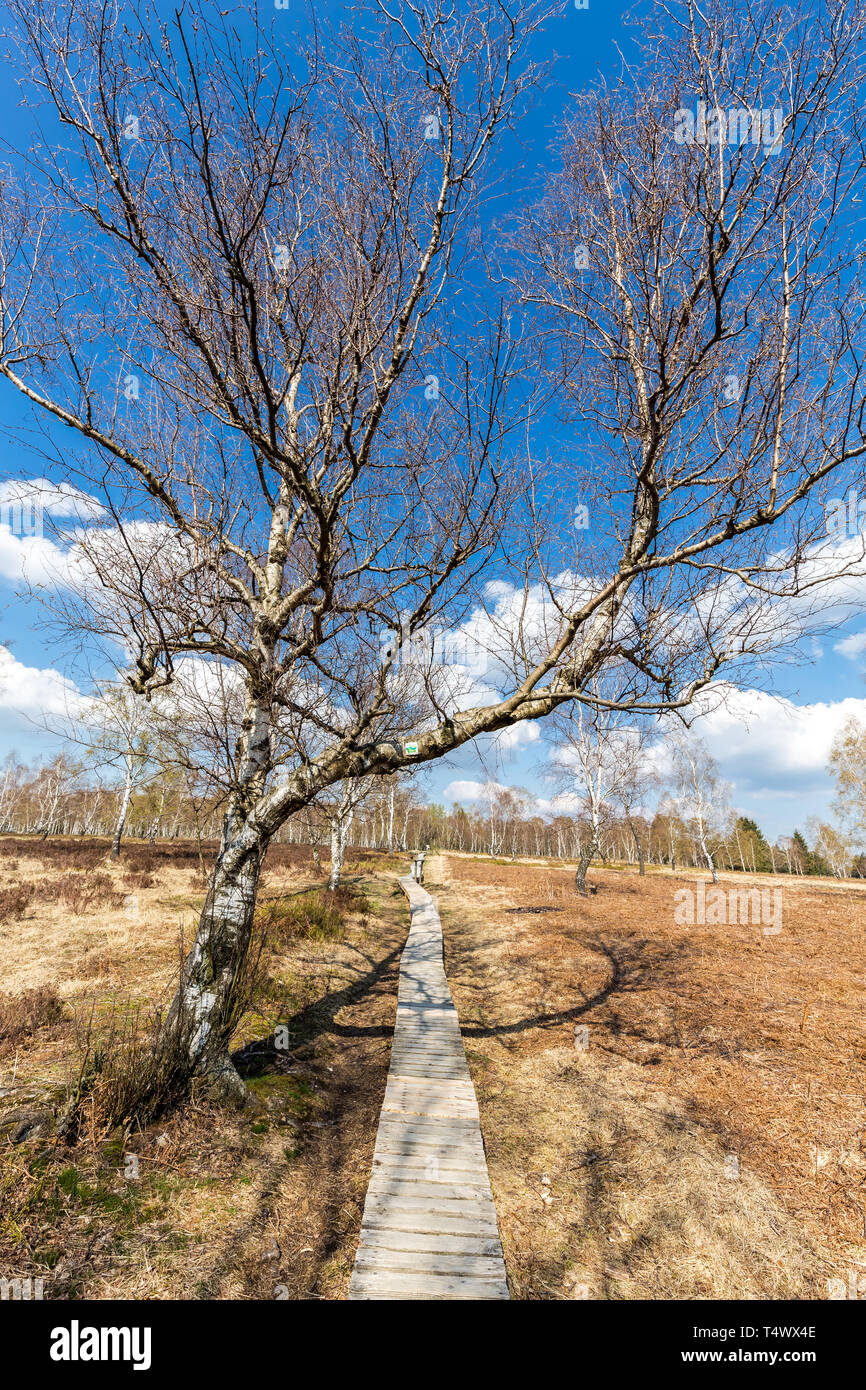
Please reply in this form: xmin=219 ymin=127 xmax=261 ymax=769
xmin=319 ymin=776 xmax=377 ymax=891
xmin=1 ymin=0 xmax=866 ymax=1106
xmin=611 ymin=734 xmax=658 ymax=877
xmin=83 ymin=684 xmax=157 ymax=859
xmin=549 ymin=695 xmax=652 ymax=892
xmin=828 ymin=717 xmax=866 ymax=848
xmin=0 ymin=0 xmax=554 ymax=1101
xmin=667 ymin=733 xmax=730 ymax=882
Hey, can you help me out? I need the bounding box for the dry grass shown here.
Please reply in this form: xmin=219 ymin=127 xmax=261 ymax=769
xmin=5 ymin=835 xmax=862 ymax=1302
xmin=0 ymin=836 xmax=409 ymax=1300
xmin=432 ymin=855 xmax=866 ymax=1299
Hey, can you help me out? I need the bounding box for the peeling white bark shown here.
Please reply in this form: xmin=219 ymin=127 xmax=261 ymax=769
xmin=109 ymin=769 xmax=133 ymax=859
xmin=164 ymin=697 xmax=272 ymax=1097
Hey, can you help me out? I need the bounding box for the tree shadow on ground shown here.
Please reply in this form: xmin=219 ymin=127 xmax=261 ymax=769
xmin=456 ymin=931 xmax=686 ymax=1043
xmin=232 ymin=938 xmax=405 ymax=1076
xmin=206 ymin=901 xmax=408 ymax=1299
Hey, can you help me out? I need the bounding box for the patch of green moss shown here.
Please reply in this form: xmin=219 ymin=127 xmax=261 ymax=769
xmin=53 ymin=1165 xmax=137 ymax=1221
xmin=246 ymin=1073 xmax=317 ymax=1119
xmin=34 ymin=1246 xmax=61 ymax=1268
xmin=56 ymin=1166 xmax=81 ymax=1196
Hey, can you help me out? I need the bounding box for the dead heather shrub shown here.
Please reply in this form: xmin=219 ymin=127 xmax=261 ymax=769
xmin=121 ymin=870 xmax=155 ymax=889
xmin=0 ymin=984 xmax=66 ymax=1045
xmin=11 ymin=840 xmax=103 ymax=871
xmin=42 ymin=872 xmax=126 ymax=914
xmin=0 ymin=835 xmax=223 ymax=873
xmin=0 ymin=874 xmax=125 ymax=921
xmin=0 ymin=881 xmax=35 ymax=921
xmin=263 ymin=843 xmax=316 ymax=873
xmin=129 ymin=853 xmax=158 ymax=875
xmin=77 ymin=951 xmax=116 ymax=979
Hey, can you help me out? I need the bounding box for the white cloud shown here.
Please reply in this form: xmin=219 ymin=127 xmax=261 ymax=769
xmin=0 ymin=527 xmax=73 ymax=586
xmin=455 ymin=529 xmax=866 ymax=703
xmin=488 ymin=720 xmax=541 ymax=754
xmin=664 ymin=685 xmax=866 ymax=797
xmin=0 ymin=478 xmax=106 ymax=588
xmin=0 ymin=480 xmax=108 ymax=589
xmin=533 ymin=791 xmax=582 ymax=815
xmin=440 ymin=779 xmax=581 ymax=817
xmin=834 ymin=630 xmax=866 ymax=661
xmin=0 ymin=646 xmax=85 ymax=729
xmin=0 ymin=477 xmax=105 ymax=521
xmin=442 ymin=779 xmax=506 ymax=805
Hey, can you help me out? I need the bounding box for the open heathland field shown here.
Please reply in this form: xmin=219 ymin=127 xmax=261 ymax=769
xmin=0 ymin=837 xmax=863 ymax=1300
xmin=0 ymin=835 xmax=408 ymax=1299
xmin=433 ymin=854 xmax=866 ymax=1299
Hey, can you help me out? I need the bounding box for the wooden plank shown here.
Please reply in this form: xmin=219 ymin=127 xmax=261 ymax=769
xmin=373 ymin=1139 xmax=485 ymax=1160
xmin=374 ymin=1119 xmax=481 ymax=1141
xmin=384 ymin=1086 xmax=477 ymax=1104
xmin=373 ymin=1128 xmax=482 ymax=1147
xmin=372 ymin=1153 xmax=487 ymax=1173
xmin=372 ymin=1140 xmax=487 ymax=1162
xmin=360 ymin=1212 xmax=501 ymax=1238
xmin=381 ymin=1087 xmax=478 ymax=1105
xmin=373 ymin=1116 xmax=483 ymax=1134
xmin=386 ymin=1065 xmax=467 ymax=1077
xmin=382 ymin=1075 xmax=474 ymax=1089
xmin=357 ymin=1230 xmax=503 ymax=1256
xmin=359 ymin=1209 xmax=500 ymax=1237
xmin=373 ymin=1129 xmax=482 ymax=1148
xmin=366 ymin=1181 xmax=498 ymax=1208
xmin=381 ymin=1102 xmax=479 ymax=1119
xmin=361 ymin=1187 xmax=497 ymax=1211
xmin=388 ymin=1045 xmax=465 ymax=1057
xmin=348 ymin=1270 xmax=509 ymax=1300
xmin=383 ymin=1076 xmax=477 ymax=1095
xmin=354 ymin=1249 xmax=507 ymax=1277
xmin=370 ymin=1169 xmax=492 ymax=1192
xmin=382 ymin=1094 xmax=478 ymax=1113
xmin=372 ymin=1156 xmax=488 ymax=1174
xmin=368 ymin=1148 xmax=493 ymax=1176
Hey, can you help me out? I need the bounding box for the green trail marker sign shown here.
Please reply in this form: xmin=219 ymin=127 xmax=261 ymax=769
xmin=405 ymin=742 xmax=419 ymax=755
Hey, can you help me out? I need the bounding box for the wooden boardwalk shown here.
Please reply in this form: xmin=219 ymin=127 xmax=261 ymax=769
xmin=348 ymin=874 xmax=509 ymax=1300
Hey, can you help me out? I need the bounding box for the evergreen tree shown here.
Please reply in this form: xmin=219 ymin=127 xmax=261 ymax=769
xmin=792 ymin=828 xmax=831 ymax=876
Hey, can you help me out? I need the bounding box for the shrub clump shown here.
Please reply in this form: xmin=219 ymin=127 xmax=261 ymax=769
xmin=256 ymin=886 xmax=362 ymax=943
xmin=67 ymin=1009 xmax=196 ymax=1137
xmin=121 ymin=870 xmax=155 ymax=889
xmin=0 ymin=872 xmax=126 ymax=917
xmin=42 ymin=873 xmax=126 ymax=914
xmin=0 ymin=882 xmax=36 ymax=921
xmin=0 ymin=985 xmax=66 ymax=1045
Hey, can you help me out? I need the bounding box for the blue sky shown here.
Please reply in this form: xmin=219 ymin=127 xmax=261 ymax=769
xmin=1 ymin=0 xmax=865 ymax=843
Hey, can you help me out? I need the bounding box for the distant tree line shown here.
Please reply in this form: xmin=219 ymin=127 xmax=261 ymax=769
xmin=2 ymin=752 xmax=862 ymax=880
xmin=392 ymin=797 xmax=863 ymax=879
